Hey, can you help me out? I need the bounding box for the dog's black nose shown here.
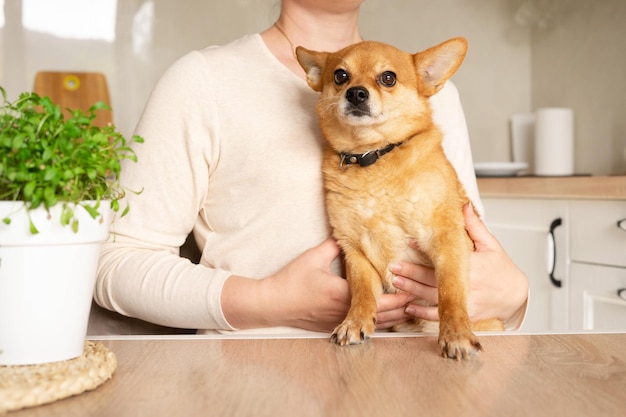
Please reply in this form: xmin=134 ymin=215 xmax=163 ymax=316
xmin=346 ymin=86 xmax=369 ymax=106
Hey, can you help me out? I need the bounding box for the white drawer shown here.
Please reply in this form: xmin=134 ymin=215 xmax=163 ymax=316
xmin=569 ymin=200 xmax=626 ymax=268
xmin=570 ymin=262 xmax=626 ymax=331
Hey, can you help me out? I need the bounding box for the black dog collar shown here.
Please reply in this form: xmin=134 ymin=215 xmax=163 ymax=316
xmin=339 ymin=142 xmax=403 ymax=168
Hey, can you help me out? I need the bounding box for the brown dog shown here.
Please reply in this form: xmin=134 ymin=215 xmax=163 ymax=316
xmin=296 ymin=38 xmax=503 ymax=359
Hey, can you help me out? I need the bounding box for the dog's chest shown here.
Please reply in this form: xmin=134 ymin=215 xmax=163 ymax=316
xmin=324 ymin=168 xmax=429 ymax=235
xmin=325 ymin=175 xmax=435 ymax=278
xmin=341 ymin=187 xmax=413 ymax=220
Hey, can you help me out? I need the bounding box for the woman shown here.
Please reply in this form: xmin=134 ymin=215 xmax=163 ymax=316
xmin=95 ymin=0 xmax=528 ymax=335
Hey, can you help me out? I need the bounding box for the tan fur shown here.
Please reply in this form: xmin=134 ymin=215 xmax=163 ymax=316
xmin=296 ymin=38 xmax=503 ymax=359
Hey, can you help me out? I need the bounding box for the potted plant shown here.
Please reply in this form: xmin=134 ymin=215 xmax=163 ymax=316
xmin=0 ymin=86 xmax=142 ymax=365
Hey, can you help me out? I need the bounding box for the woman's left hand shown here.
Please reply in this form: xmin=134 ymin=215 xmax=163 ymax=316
xmin=377 ymin=202 xmax=529 ymax=330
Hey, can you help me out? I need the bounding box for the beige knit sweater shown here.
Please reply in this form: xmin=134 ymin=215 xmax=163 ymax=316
xmin=95 ymin=34 xmax=483 ymax=335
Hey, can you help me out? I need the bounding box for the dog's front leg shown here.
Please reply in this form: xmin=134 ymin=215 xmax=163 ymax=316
xmin=331 ymin=247 xmax=382 ymax=346
xmin=432 ymin=231 xmax=482 ymax=359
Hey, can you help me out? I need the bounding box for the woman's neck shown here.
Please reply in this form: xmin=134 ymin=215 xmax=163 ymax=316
xmin=261 ymin=3 xmax=362 ymax=80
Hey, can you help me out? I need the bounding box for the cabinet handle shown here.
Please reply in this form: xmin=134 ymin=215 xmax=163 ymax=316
xmin=547 ymin=218 xmax=562 ymax=288
xmin=618 ymin=219 xmax=626 ymax=232
xmin=618 ymin=288 xmax=626 ymax=301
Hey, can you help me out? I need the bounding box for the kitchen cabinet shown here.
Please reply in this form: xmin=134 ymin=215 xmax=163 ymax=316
xmin=568 ymin=200 xmax=626 ymax=330
xmin=569 ymin=263 xmax=626 ymax=330
xmin=482 ymin=198 xmax=569 ymax=332
xmin=482 ymin=196 xmax=626 ymax=332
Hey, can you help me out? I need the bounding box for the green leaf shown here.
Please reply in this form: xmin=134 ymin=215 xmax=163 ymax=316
xmin=90 ymin=101 xmax=111 ymax=112
xmin=11 ymin=134 xmax=25 ymax=149
xmin=23 ymin=180 xmax=36 ymax=199
xmin=28 ymin=217 xmax=39 ymax=234
xmin=120 ymin=203 xmax=130 ymax=217
xmin=43 ymin=187 xmax=57 ymax=207
xmin=60 ymin=204 xmax=73 ymax=226
xmin=42 ymin=146 xmax=54 ymax=162
xmin=40 ymin=96 xmax=56 ymax=114
xmin=82 ymin=204 xmax=99 ymax=219
xmin=44 ymin=167 xmax=57 ymax=181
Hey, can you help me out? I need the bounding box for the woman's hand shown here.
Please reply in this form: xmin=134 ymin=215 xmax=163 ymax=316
xmin=388 ymin=203 xmax=529 ymax=329
xmin=266 ymin=238 xmax=353 ymax=332
xmin=223 ymin=238 xmax=352 ymax=333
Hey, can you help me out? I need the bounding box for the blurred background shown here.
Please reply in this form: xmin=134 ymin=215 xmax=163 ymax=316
xmin=1 ymin=0 xmax=624 ymax=175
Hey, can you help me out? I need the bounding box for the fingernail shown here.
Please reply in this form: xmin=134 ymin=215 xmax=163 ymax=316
xmin=392 ymin=275 xmax=405 ymax=287
xmin=405 ymin=305 xmax=416 ymax=316
xmin=389 ymin=263 xmax=401 ymax=273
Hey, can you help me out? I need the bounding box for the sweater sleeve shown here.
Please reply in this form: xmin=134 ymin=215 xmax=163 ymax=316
xmin=95 ymin=50 xmax=236 ymax=330
xmin=430 ymin=81 xmax=484 ymax=218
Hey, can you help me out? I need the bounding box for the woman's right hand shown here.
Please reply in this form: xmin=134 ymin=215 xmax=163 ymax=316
xmin=222 ymin=239 xmax=351 ymax=332
xmin=265 ymin=238 xmax=352 ymax=332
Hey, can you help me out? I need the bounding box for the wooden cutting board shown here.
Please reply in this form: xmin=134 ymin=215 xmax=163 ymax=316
xmin=33 ymin=71 xmax=112 ymax=127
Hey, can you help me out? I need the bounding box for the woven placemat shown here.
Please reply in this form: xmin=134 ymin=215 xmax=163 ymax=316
xmin=0 ymin=341 xmax=117 ymax=413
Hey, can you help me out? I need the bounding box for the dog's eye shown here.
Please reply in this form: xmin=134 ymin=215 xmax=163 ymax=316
xmin=334 ymin=69 xmax=350 ymax=85
xmin=378 ymin=71 xmax=396 ymax=87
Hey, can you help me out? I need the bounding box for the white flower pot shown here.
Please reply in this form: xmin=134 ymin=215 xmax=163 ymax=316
xmin=0 ymin=201 xmax=112 ymax=365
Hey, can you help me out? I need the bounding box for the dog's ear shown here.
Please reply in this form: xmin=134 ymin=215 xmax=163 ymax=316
xmin=296 ymin=46 xmax=328 ymax=92
xmin=413 ymin=37 xmax=468 ymax=97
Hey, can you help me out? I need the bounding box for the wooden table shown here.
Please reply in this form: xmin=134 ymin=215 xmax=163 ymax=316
xmin=10 ymin=333 xmax=626 ymax=417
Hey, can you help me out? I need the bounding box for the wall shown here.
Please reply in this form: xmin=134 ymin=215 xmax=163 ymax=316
xmin=0 ymin=1 xmax=622 ymax=174
xmin=531 ymin=0 xmax=626 ymax=175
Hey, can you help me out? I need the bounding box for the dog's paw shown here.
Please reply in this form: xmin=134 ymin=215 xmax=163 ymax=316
xmin=438 ymin=327 xmax=482 ymax=360
xmin=331 ymin=318 xmax=375 ymax=346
